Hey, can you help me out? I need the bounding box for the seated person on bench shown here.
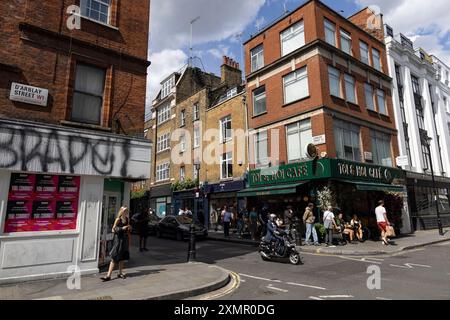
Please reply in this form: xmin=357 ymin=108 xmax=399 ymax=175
xmin=351 ymin=214 xmax=364 ymax=242
xmin=335 ymin=213 xmax=355 ymax=244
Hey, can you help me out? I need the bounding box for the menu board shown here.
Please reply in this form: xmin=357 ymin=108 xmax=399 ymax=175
xmin=4 ymin=173 xmax=80 ymax=233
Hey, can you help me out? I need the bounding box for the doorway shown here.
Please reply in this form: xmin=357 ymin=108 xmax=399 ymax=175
xmin=99 ymin=192 xmax=121 ymax=267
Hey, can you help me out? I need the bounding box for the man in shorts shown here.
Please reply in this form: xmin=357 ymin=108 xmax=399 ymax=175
xmin=375 ymin=200 xmax=391 ymax=245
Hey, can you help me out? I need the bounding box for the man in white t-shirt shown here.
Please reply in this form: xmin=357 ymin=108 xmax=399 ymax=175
xmin=375 ymin=200 xmax=390 ymax=245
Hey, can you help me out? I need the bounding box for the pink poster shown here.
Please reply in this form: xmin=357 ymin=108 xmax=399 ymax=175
xmin=4 ymin=174 xmax=80 ymax=233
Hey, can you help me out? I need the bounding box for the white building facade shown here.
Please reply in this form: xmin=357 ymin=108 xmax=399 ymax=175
xmin=385 ymin=26 xmax=450 ymax=230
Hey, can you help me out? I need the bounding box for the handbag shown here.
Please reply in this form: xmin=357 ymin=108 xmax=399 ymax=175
xmin=385 ymin=225 xmax=396 ymax=237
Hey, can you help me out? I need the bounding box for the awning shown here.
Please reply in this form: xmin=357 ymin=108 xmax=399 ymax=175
xmin=237 ymin=182 xmax=308 ymax=197
xmin=340 ymin=180 xmax=405 ymax=192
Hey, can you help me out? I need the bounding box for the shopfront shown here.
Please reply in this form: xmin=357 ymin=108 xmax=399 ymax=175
xmin=0 ymin=119 xmax=151 ymax=283
xmin=239 ymin=158 xmax=410 ymax=236
xmin=149 ymin=184 xmax=172 ymax=219
xmin=406 ymin=172 xmax=450 ymax=231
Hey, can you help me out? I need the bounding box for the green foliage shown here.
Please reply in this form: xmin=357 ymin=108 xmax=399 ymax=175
xmin=314 ymin=223 xmax=326 ymax=239
xmin=317 ymin=186 xmax=335 ymax=211
xmin=172 ymin=178 xmax=199 ymax=191
xmin=131 ymin=189 xmax=146 ymax=200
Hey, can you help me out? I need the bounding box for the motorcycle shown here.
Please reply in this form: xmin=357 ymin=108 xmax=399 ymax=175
xmin=259 ymin=229 xmax=302 ymax=265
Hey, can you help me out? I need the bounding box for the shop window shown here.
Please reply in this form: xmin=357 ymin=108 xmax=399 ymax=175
xmin=334 ymin=119 xmax=361 ymax=162
xmin=72 ymin=63 xmax=105 ymax=125
xmin=281 ymin=20 xmax=305 ymax=56
xmin=371 ymin=130 xmax=392 ymax=167
xmin=283 ymin=67 xmax=309 ymax=104
xmin=286 ymin=119 xmax=312 ymax=163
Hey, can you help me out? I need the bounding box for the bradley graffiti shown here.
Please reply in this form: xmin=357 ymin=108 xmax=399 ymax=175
xmin=0 ymin=126 xmax=133 ymax=178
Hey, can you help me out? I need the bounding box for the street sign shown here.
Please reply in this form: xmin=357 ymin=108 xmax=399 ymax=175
xmin=396 ymin=155 xmax=409 ymax=167
xmin=312 ymin=134 xmax=326 ymax=145
xmin=9 ymin=82 xmax=48 ymax=106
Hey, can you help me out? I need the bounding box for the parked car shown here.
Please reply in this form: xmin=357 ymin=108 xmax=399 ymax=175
xmin=156 ymin=216 xmax=208 ymax=241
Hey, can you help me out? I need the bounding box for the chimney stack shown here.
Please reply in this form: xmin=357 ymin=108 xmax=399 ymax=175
xmin=221 ymin=56 xmax=242 ymax=87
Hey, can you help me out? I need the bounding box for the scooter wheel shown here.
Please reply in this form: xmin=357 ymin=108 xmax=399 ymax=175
xmin=289 ymin=252 xmax=302 ymax=265
xmin=260 ymin=252 xmax=270 ymax=261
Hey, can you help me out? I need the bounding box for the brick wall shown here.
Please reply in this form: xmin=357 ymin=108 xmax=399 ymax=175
xmin=0 ymin=0 xmax=150 ymax=136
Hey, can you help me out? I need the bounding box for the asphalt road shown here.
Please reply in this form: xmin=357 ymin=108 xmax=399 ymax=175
xmin=137 ymin=236 xmax=450 ymax=300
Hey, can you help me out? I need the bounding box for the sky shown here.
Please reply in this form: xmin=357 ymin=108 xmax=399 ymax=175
xmin=146 ymin=0 xmax=450 ymax=117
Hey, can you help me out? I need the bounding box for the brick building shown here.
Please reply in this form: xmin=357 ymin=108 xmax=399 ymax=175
xmin=0 ymin=0 xmax=151 ymax=282
xmin=241 ymin=0 xmax=410 ymax=235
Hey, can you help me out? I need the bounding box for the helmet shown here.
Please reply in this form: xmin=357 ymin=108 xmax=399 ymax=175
xmin=269 ymin=214 xmax=277 ymax=221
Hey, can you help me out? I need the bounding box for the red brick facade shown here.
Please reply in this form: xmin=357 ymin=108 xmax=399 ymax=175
xmin=244 ymin=0 xmax=399 ymax=168
xmin=0 ymin=0 xmax=150 ymax=135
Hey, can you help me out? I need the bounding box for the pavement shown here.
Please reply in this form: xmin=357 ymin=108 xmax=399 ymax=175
xmin=207 ymin=229 xmax=450 ymax=256
xmin=0 ymin=236 xmax=231 ymax=300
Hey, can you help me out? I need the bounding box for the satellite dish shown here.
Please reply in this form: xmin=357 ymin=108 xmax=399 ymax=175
xmin=305 ymin=143 xmax=318 ymax=159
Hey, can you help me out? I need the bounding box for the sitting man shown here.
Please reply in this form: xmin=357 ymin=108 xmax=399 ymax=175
xmin=266 ymin=214 xmax=284 ymax=254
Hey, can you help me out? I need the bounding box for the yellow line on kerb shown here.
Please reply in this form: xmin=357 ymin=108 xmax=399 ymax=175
xmin=198 ymin=271 xmax=240 ymax=300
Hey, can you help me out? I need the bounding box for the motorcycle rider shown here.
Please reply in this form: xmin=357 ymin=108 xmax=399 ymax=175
xmin=266 ymin=214 xmax=284 ymax=255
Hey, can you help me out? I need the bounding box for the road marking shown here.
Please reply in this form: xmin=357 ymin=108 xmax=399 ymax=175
xmin=286 ymin=282 xmax=327 ymax=290
xmin=390 ymin=263 xmax=431 ymax=269
xmin=319 ymin=295 xmax=354 ymax=299
xmin=309 ymin=296 xmax=324 ymax=300
xmin=376 ymin=297 xmax=392 ymax=300
xmin=339 ymin=256 xmax=383 ymax=264
xmin=240 ymin=279 xmax=246 ymax=283
xmin=266 ymin=285 xmax=289 ymax=293
xmin=196 ymin=272 xmax=241 ymax=301
xmin=239 ymin=273 xmax=282 ymax=283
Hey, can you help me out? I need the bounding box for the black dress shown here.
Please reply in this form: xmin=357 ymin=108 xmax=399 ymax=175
xmin=110 ymin=218 xmax=130 ymax=263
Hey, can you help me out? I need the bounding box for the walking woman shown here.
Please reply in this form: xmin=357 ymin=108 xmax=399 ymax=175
xmin=101 ymin=206 xmax=131 ymax=281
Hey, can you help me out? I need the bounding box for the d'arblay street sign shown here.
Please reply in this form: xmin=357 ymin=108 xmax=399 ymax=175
xmin=9 ymin=82 xmax=48 ymax=107
xmin=248 ymin=158 xmax=405 ymax=187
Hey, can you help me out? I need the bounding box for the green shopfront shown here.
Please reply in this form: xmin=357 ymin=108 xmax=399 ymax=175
xmin=239 ymin=158 xmax=411 ymax=237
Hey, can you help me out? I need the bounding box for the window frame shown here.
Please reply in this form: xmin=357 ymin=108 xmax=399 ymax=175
xmin=360 ymin=41 xmax=369 ymax=65
xmin=334 ymin=119 xmax=361 ymax=162
xmin=193 ymin=127 xmax=200 ymax=149
xmin=372 ymin=47 xmax=381 ymax=71
xmin=283 ymin=67 xmax=309 ymax=104
xmin=250 ymin=45 xmax=264 ymax=72
xmin=280 ymin=20 xmax=305 ymax=56
xmin=193 ymin=103 xmax=200 ymax=121
xmin=328 ymin=66 xmax=342 ymax=98
xmin=285 ymin=119 xmax=312 ymax=163
xmin=157 ymin=104 xmax=171 ymax=125
xmin=324 ymin=18 xmax=337 ymax=47
xmin=220 ymin=115 xmax=232 ymax=143
xmin=344 ymin=73 xmax=356 ymax=103
xmin=180 ymin=109 xmax=186 ymax=127
xmin=371 ymin=130 xmax=393 ymax=167
xmin=253 ymin=86 xmax=267 ymax=116
xmin=156 ymin=133 xmax=171 ymax=153
xmin=340 ymin=29 xmax=352 ymax=55
xmin=80 ymin=0 xmax=112 ymax=25
xmin=220 ymin=152 xmax=233 ymax=180
xmin=180 ymin=166 xmax=186 ymax=182
xmin=156 ymin=163 xmax=170 ymax=182
xmin=364 ymin=83 xmax=375 ymax=111
xmin=376 ymin=88 xmax=387 ymax=115
xmin=254 ymin=131 xmax=269 ymax=167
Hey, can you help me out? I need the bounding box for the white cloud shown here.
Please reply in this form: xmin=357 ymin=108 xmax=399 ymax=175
xmin=146 ymin=49 xmax=188 ymax=110
xmin=146 ymin=0 xmax=266 ymax=110
xmin=207 ymin=45 xmax=235 ymax=60
xmin=355 ymin=0 xmax=450 ymax=64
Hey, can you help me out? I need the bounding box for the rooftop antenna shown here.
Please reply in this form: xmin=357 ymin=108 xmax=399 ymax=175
xmin=235 ymin=32 xmax=244 ymax=75
xmin=189 ymin=16 xmax=201 ymax=67
xmin=283 ymin=0 xmax=289 ymax=15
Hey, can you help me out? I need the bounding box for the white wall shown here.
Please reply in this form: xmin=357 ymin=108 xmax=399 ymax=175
xmin=0 ymin=173 xmax=104 ymax=284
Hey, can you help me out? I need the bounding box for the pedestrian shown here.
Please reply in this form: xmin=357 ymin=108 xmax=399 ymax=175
xmin=101 ymin=207 xmax=131 ymax=281
xmin=210 ymin=208 xmax=218 ymax=231
xmin=323 ymin=206 xmax=337 ymax=247
xmin=184 ymin=207 xmax=193 ymax=218
xmin=303 ymin=203 xmax=319 ymax=246
xmin=249 ymin=207 xmax=258 ymax=240
xmin=222 ymin=205 xmax=232 ymax=238
xmin=178 ymin=207 xmax=185 ymax=216
xmin=375 ymin=200 xmax=391 ymax=245
xmin=132 ymin=209 xmax=149 ymax=252
xmin=236 ymin=208 xmax=245 ymax=239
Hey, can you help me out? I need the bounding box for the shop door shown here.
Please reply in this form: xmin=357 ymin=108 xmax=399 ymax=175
xmin=99 ymin=193 xmax=121 ymax=267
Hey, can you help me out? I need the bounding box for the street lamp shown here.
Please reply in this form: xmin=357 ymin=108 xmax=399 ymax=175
xmin=424 ymin=136 xmax=444 ymax=236
xmin=187 ymin=161 xmax=201 ymax=262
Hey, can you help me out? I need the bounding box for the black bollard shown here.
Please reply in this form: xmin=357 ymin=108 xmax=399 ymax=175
xmin=187 ymin=223 xmax=196 ymax=262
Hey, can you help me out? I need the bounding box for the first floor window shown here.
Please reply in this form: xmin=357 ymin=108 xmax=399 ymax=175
xmin=283 ymin=67 xmax=309 ymax=104
xmin=193 ymin=165 xmax=199 ymax=180
xmin=371 ymin=130 xmax=392 ymax=167
xmin=253 ymin=86 xmax=267 ymax=116
xmin=157 ymin=133 xmax=170 ymax=153
xmin=220 ymin=152 xmax=233 ymax=179
xmin=365 ymin=83 xmax=375 ymax=110
xmin=72 ymin=63 xmax=105 ymax=125
xmin=80 ymin=0 xmax=111 ymax=24
xmin=344 ymin=74 xmax=356 ymax=103
xmin=255 ymin=131 xmax=269 ymax=166
xmin=194 ymin=103 xmax=200 ymax=121
xmin=180 ymin=110 xmax=186 ymax=126
xmin=180 ymin=167 xmax=186 ymax=181
xmin=286 ymin=119 xmax=312 ymax=163
xmin=334 ymin=119 xmax=361 ymax=162
xmin=328 ymin=66 xmax=341 ymax=98
xmin=156 ymin=163 xmax=170 ymax=182
xmin=194 ymin=127 xmax=200 ymax=148
xmin=158 ymin=104 xmax=171 ymax=124
xmin=377 ymin=89 xmax=387 ymax=114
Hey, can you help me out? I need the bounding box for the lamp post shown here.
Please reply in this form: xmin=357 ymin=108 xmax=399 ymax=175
xmin=424 ymin=136 xmax=444 ymax=236
xmin=188 ymin=161 xmax=201 ymax=262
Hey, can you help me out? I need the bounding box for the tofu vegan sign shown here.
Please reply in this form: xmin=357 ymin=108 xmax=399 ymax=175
xmin=248 ymin=159 xmax=404 ymax=187
xmin=10 ymin=82 xmax=48 ymax=106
